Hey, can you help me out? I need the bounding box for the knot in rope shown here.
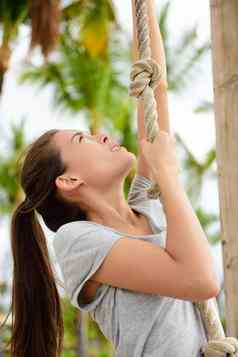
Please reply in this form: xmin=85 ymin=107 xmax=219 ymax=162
xmin=200 ymin=337 xmax=238 ymax=357
xmin=129 ymin=58 xmax=163 ymax=99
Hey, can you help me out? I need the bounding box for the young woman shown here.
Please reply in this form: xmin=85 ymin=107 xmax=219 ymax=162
xmin=6 ymin=1 xmax=220 ymax=356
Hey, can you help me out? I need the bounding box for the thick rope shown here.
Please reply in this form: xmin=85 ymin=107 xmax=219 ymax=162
xmin=129 ymin=1 xmax=238 ymax=356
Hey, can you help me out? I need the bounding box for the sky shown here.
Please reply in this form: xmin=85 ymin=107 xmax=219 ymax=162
xmin=0 ymin=0 xmax=224 ymax=309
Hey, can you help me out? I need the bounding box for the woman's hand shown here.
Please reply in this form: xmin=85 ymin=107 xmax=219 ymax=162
xmin=140 ymin=130 xmax=181 ymax=182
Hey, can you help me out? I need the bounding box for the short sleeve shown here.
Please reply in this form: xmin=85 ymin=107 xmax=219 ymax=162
xmin=53 ymin=222 xmax=123 ymax=312
xmin=128 ymin=174 xmax=152 ymax=204
xmin=128 ymin=174 xmax=167 ymax=232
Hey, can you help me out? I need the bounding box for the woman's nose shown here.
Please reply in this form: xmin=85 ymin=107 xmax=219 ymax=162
xmin=83 ymin=132 xmax=110 ymax=146
xmin=98 ymin=133 xmax=110 ymax=144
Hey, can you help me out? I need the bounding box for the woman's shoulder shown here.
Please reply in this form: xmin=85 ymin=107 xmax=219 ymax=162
xmin=53 ymin=220 xmax=106 ymax=254
xmin=56 ymin=220 xmax=99 ymax=235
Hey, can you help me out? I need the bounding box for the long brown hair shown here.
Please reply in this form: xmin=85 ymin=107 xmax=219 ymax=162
xmin=2 ymin=129 xmax=86 ymax=357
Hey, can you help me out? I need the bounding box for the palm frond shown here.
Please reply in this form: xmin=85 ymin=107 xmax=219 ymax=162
xmin=62 ymin=0 xmax=84 ymax=20
xmin=0 ymin=119 xmax=27 ymax=213
xmin=0 ymin=0 xmax=28 ymax=23
xmin=29 ymin=0 xmax=61 ymax=58
xmin=194 ymin=100 xmax=214 ymax=113
xmin=204 ymin=148 xmax=216 ymax=171
xmin=196 ymin=207 xmax=219 ymax=228
xmin=209 ymin=231 xmax=221 ymax=245
xmin=195 ymin=207 xmax=220 ymax=245
xmin=174 ymin=24 xmax=198 ymax=58
xmin=169 ymin=40 xmax=211 ymax=92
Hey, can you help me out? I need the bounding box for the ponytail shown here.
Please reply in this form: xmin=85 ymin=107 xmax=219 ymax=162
xmin=7 ymin=201 xmax=64 ymax=357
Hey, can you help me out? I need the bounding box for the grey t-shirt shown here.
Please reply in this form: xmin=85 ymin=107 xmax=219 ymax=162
xmin=53 ymin=174 xmax=209 ymax=356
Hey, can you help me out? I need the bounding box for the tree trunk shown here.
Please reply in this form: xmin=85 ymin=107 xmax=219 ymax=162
xmin=209 ymin=0 xmax=238 ymax=337
xmin=0 ymin=45 xmax=11 ymax=95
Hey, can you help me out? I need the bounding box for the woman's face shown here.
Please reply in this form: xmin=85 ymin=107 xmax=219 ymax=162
xmin=53 ymin=129 xmax=136 ymax=191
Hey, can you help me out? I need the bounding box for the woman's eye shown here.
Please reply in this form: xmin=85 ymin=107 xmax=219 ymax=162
xmin=78 ymin=135 xmax=83 ymax=142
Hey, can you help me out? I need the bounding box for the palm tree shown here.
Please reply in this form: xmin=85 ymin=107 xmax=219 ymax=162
xmin=0 ymin=0 xmax=60 ymax=94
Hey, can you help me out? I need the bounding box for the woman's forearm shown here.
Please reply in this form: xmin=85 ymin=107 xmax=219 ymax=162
xmin=155 ymin=170 xmax=220 ymax=292
xmin=131 ymin=0 xmax=170 ymax=134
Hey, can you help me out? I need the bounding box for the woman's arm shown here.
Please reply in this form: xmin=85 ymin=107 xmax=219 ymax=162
xmin=131 ymin=0 xmax=171 ymax=180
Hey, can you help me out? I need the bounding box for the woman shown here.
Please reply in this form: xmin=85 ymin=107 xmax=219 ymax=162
xmin=6 ymin=1 xmax=220 ymax=356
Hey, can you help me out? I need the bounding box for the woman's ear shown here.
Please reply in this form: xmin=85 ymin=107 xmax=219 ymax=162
xmin=55 ymin=175 xmax=83 ymax=193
